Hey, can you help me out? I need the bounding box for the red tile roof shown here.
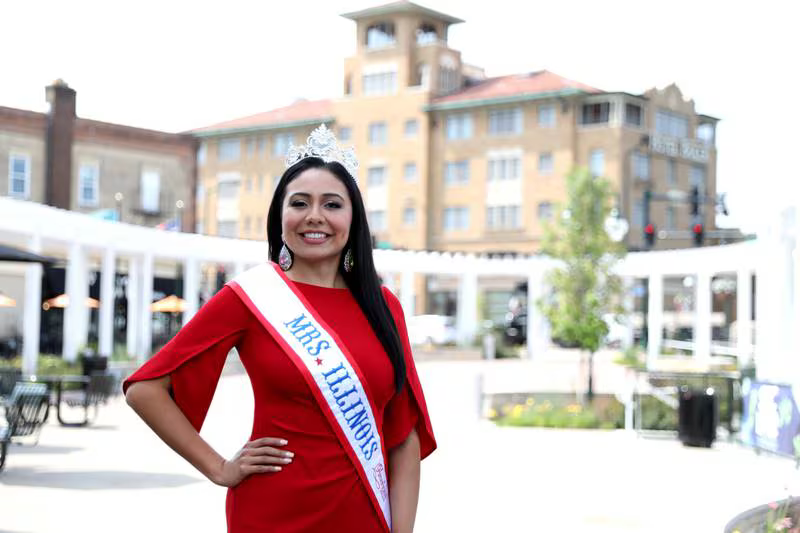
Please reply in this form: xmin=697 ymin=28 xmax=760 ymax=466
xmin=432 ymin=70 xmax=600 ymax=107
xmin=191 ymin=99 xmax=333 ymax=134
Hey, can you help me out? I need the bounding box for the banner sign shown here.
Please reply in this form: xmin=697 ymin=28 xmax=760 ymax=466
xmin=740 ymin=379 xmax=800 ymax=457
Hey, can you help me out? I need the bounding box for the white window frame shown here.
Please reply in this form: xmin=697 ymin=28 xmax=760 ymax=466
xmin=538 ymin=105 xmax=556 ymax=128
xmin=538 ymin=152 xmax=554 ymax=175
xmin=8 ymin=153 xmax=31 ymax=199
xmin=368 ymin=122 xmax=388 ymax=145
xmin=403 ymin=206 xmax=416 ymax=227
xmin=78 ymin=161 xmax=100 ymax=207
xmin=273 ymin=133 xmax=294 ymax=157
xmin=488 ymin=108 xmax=523 ymax=136
xmin=537 ymin=201 xmax=554 ymax=221
xmin=403 ymin=162 xmax=418 ymax=182
xmin=444 ymin=160 xmax=469 ymax=185
xmin=404 ymin=119 xmax=419 ymax=138
xmin=443 ymin=206 xmax=469 ymax=231
xmin=368 ymin=210 xmax=388 ymax=232
xmin=339 ymin=127 xmax=352 ymax=142
xmin=140 ymin=168 xmax=161 ymax=213
xmin=218 ymin=138 xmax=241 ymax=162
xmin=589 ymin=149 xmax=605 ymax=178
xmin=446 ymin=113 xmax=473 ymax=140
xmin=487 ymin=154 xmax=522 ymax=181
xmin=486 ymin=205 xmax=521 ymax=230
xmin=367 ymin=166 xmax=387 ymax=187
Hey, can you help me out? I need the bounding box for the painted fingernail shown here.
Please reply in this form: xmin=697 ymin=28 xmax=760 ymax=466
xmin=284 ymin=451 xmax=294 ymax=458
xmin=273 ymin=466 xmax=282 ymax=471
xmin=279 ymin=439 xmax=288 ymax=445
xmin=282 ymin=457 xmax=292 ymax=463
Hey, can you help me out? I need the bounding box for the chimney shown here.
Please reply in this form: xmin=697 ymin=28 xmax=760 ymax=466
xmin=45 ymin=79 xmax=76 ymax=209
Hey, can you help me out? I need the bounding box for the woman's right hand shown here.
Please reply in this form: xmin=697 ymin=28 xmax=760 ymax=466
xmin=212 ymin=437 xmax=294 ymax=487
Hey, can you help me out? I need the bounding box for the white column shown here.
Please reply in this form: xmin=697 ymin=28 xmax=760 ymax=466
xmin=736 ymin=269 xmax=753 ymax=367
xmin=400 ymin=271 xmax=415 ymax=321
xmin=183 ymin=257 xmax=200 ymax=325
xmin=63 ymin=242 xmax=87 ymax=362
xmin=694 ymin=271 xmax=712 ymax=365
xmin=526 ymin=268 xmax=548 ymax=360
xmin=138 ymin=253 xmax=154 ymax=362
xmin=126 ymin=256 xmax=140 ymax=358
xmin=647 ymin=274 xmax=664 ymax=368
xmin=456 ymin=271 xmax=478 ymax=346
xmin=621 ymin=277 xmax=636 ymax=350
xmin=22 ymin=235 xmax=42 ymax=376
xmin=99 ymin=247 xmax=116 ymax=358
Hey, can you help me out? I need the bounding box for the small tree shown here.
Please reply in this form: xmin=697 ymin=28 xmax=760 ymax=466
xmin=539 ymin=167 xmax=625 ymax=402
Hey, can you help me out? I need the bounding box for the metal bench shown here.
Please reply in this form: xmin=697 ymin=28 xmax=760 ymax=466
xmin=0 ymin=382 xmax=49 ymax=472
xmin=58 ymin=372 xmax=116 ymax=427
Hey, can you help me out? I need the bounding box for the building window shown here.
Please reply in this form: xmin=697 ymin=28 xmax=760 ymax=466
xmin=538 ymin=105 xmax=556 ymax=128
xmin=633 ymin=200 xmax=645 ymax=227
xmin=666 ymin=206 xmax=676 ymax=230
xmin=488 ymin=157 xmax=521 ymax=181
xmin=690 ymin=164 xmax=706 ymax=194
xmin=655 ymin=110 xmax=688 ymax=138
xmin=488 ymin=108 xmax=523 ymax=135
xmin=363 ymin=71 xmax=397 ymax=96
xmin=246 ymin=138 xmax=256 ymax=157
xmin=416 ymin=23 xmax=438 ymax=45
xmin=438 ymin=67 xmax=458 ymax=94
xmin=258 ymin=175 xmax=265 ymax=193
xmin=403 ymin=207 xmax=416 ymax=227
xmin=367 ymin=166 xmax=387 ymax=187
xmin=8 ymin=154 xmax=31 ymax=199
xmin=217 ymin=221 xmax=237 ymax=238
xmin=404 ymin=162 xmax=418 ymax=182
xmin=625 ymin=103 xmax=643 ymax=127
xmin=666 ymin=159 xmax=677 ymax=187
xmin=538 ymin=152 xmax=554 ymax=175
xmin=339 ymin=127 xmax=352 ymax=142
xmin=486 ymin=205 xmax=521 ymax=230
xmin=446 ymin=113 xmax=472 ymax=140
xmin=218 ymin=181 xmax=240 ymax=199
xmin=581 ymin=102 xmax=611 ymax=125
xmin=366 ymin=22 xmax=396 ymax=49
xmin=404 ymin=119 xmax=419 ymax=138
xmin=243 ymin=216 xmax=252 ymax=235
xmin=443 ymin=207 xmax=469 ymax=231
xmin=273 ymin=133 xmax=294 ymax=157
xmin=368 ymin=122 xmax=388 ymax=145
xmin=140 ymin=169 xmax=161 ymax=213
xmin=697 ymin=123 xmax=715 ymax=145
xmin=258 ymin=137 xmax=267 ymax=155
xmin=589 ymin=149 xmax=605 ymax=177
xmin=78 ymin=162 xmax=99 ymax=207
xmin=368 ymin=210 xmax=388 ymax=232
xmin=197 ymin=142 xmax=207 ymax=165
xmin=537 ymin=202 xmax=553 ymax=221
xmin=444 ymin=160 xmax=469 ymax=185
xmin=631 ymin=151 xmax=650 ymax=181
xmin=218 ymin=138 xmax=240 ymax=162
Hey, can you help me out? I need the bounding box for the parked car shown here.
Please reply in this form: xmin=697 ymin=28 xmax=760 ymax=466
xmin=407 ymin=315 xmax=457 ymax=346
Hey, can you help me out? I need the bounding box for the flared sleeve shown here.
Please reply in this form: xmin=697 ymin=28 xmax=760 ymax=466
xmin=122 ymin=285 xmax=252 ymax=431
xmin=381 ymin=287 xmax=437 ymax=459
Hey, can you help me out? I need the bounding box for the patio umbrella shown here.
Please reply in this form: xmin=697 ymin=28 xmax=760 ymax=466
xmin=42 ymin=294 xmax=100 ymax=311
xmin=0 ymin=244 xmax=57 ymax=264
xmin=150 ymin=295 xmax=186 ymax=313
xmin=0 ymin=293 xmax=16 ymax=307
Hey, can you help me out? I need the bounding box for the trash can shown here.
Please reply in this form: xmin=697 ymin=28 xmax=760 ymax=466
xmin=678 ymin=386 xmax=717 ymax=448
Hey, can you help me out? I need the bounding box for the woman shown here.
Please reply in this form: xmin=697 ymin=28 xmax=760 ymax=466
xmin=124 ymin=125 xmax=436 ymax=533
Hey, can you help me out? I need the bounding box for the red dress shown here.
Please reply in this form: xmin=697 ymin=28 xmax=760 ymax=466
xmin=123 ymin=279 xmax=436 ymax=533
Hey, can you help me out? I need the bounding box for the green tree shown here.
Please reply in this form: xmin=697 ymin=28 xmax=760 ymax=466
xmin=539 ymin=167 xmax=626 ymax=402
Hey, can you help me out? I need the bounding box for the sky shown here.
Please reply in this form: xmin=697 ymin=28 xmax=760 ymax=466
xmin=3 ymin=0 xmax=799 ymax=233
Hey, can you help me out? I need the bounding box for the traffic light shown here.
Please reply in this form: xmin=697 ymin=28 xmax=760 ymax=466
xmin=692 ymin=223 xmax=704 ymax=246
xmin=690 ymin=186 xmax=700 ymax=216
xmin=644 ymin=223 xmax=656 ymax=248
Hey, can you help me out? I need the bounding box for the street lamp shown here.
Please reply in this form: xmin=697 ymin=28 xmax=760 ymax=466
xmin=114 ymin=192 xmax=124 ymax=223
xmin=175 ymin=200 xmax=185 ymax=232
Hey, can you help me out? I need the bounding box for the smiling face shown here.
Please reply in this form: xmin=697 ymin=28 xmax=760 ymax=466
xmin=281 ymin=167 xmax=353 ymax=268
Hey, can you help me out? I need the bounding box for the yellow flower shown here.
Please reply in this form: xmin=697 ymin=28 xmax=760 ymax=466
xmin=566 ymin=404 xmax=583 ymax=414
xmin=488 ymin=408 xmax=498 ymax=418
xmin=526 ymin=398 xmax=535 ymax=406
xmin=511 ymin=405 xmax=524 ymax=418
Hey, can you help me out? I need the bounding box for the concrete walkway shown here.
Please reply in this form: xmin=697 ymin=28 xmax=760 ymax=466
xmin=0 ymin=360 xmax=796 ymax=532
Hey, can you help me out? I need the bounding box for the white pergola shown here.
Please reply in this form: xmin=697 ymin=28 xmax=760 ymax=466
xmin=0 ymin=197 xmax=796 ymax=384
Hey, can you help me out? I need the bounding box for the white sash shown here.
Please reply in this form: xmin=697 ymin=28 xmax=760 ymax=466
xmin=229 ymin=263 xmax=391 ymax=532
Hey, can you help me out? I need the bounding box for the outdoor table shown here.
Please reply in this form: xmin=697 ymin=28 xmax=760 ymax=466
xmin=26 ymin=375 xmax=91 ymax=426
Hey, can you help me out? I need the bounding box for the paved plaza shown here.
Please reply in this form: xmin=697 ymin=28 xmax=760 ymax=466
xmin=1 ymin=360 xmax=797 ymax=532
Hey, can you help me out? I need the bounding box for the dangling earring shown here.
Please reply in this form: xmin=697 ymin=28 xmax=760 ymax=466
xmin=343 ymin=248 xmax=354 ymax=273
xmin=279 ymin=241 xmax=293 ymax=271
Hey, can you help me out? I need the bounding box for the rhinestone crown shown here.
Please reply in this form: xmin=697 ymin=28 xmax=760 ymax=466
xmin=285 ymin=124 xmax=359 ymax=178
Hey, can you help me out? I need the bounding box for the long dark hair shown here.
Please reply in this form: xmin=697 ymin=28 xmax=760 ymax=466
xmin=267 ymin=157 xmax=406 ymax=391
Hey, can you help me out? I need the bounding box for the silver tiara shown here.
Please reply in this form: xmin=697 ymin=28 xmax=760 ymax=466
xmin=285 ymin=124 xmax=359 ymax=178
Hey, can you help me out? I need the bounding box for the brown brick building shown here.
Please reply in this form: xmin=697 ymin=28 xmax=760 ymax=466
xmin=1 ymin=80 xmax=197 ymax=231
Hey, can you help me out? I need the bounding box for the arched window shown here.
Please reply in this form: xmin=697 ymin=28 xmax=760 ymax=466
xmin=366 ymin=22 xmax=396 ymax=49
xmin=416 ymin=23 xmax=437 ymax=45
